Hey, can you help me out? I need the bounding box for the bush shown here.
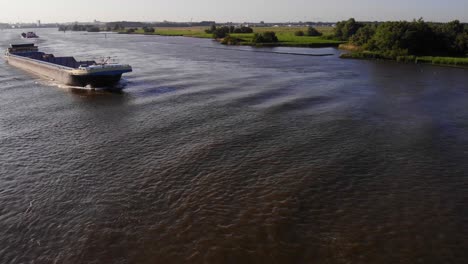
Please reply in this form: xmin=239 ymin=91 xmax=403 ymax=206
xmin=240 ymin=26 xmax=253 ymax=33
xmin=295 ymin=30 xmax=305 ymax=36
xmin=142 ymin=26 xmax=155 ymax=33
xmin=350 ymin=24 xmax=376 ymax=46
xmin=221 ymin=36 xmax=241 ymax=45
xmin=212 ymin=26 xmax=230 ymax=39
xmin=334 ymin=18 xmax=364 ymax=40
xmin=205 ymin=24 xmax=217 ymax=34
xmin=307 ymin=26 xmax=322 ymax=36
xmin=233 ymin=26 xmax=253 ymax=34
xmin=126 ymin=28 xmax=135 ymax=33
xmin=252 ymin=31 xmax=278 ymax=43
xmin=86 ymin=26 xmax=100 ymax=32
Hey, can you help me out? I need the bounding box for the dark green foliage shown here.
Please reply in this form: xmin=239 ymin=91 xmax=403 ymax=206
xmin=58 ymin=24 xmax=102 ymax=32
xmin=434 ymin=20 xmax=467 ymax=55
xmin=229 ymin=26 xmax=254 ymax=33
xmin=307 ymin=26 xmax=322 ymax=36
xmin=86 ymin=26 xmax=100 ymax=32
xmin=212 ymin=26 xmax=230 ymax=38
xmin=221 ymin=36 xmax=241 ymax=45
xmin=294 ymin=30 xmax=304 ymax=36
xmin=334 ymin=18 xmax=364 ymax=40
xmin=205 ymin=24 xmax=217 ymax=34
xmin=252 ymin=32 xmax=278 ymax=43
xmin=240 ymin=26 xmax=253 ymax=33
xmin=341 ymin=18 xmax=468 ymax=57
xmin=113 ymin=24 xmax=124 ymax=31
xmin=350 ymin=24 xmax=376 ymax=46
xmin=142 ymin=26 xmax=155 ymax=33
xmin=207 ymin=25 xmax=253 ymax=38
xmin=126 ymin=28 xmax=136 ymax=33
xmin=210 ymin=24 xmax=216 ymax=33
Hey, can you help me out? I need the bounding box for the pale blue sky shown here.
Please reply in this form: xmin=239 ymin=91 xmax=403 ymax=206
xmin=1 ymin=0 xmax=467 ymax=23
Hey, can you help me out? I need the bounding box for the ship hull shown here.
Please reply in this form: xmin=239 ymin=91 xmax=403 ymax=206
xmin=5 ymin=54 xmax=124 ymax=88
xmin=70 ymin=74 xmax=122 ymax=87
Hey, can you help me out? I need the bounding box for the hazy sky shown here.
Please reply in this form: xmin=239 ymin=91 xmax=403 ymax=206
xmin=1 ymin=0 xmax=467 ymax=23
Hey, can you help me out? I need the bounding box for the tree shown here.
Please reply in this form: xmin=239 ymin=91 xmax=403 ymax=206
xmin=58 ymin=25 xmax=68 ymax=32
xmin=334 ymin=18 xmax=363 ymax=40
xmin=72 ymin=23 xmax=80 ymax=31
xmin=221 ymin=36 xmax=241 ymax=45
xmin=205 ymin=24 xmax=217 ymax=34
xmin=143 ymin=26 xmax=155 ymax=33
xmin=113 ymin=24 xmax=123 ymax=31
xmin=350 ymin=24 xmax=376 ymax=46
xmin=212 ymin=26 xmax=230 ymax=39
xmin=252 ymin=31 xmax=278 ymax=43
xmin=307 ymin=26 xmax=322 ymax=36
xmin=86 ymin=26 xmax=100 ymax=32
xmin=295 ymin=30 xmax=305 ymax=36
xmin=240 ymin=26 xmax=253 ymax=33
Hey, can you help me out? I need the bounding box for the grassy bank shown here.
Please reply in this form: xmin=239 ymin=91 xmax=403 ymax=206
xmin=118 ymin=26 xmax=343 ymax=47
xmin=120 ymin=26 xmax=213 ymax=38
xmin=230 ymin=32 xmax=343 ymax=47
xmin=340 ymin=51 xmax=468 ymax=67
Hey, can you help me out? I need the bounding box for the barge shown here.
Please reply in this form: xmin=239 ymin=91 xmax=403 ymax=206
xmin=4 ymin=44 xmax=132 ymax=87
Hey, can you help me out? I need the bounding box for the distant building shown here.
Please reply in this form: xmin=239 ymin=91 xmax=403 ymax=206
xmin=37 ymin=20 xmax=41 ymax=27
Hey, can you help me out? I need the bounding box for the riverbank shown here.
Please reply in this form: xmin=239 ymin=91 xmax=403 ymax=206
xmin=340 ymin=51 xmax=468 ymax=68
xmin=118 ymin=26 xmax=344 ymax=48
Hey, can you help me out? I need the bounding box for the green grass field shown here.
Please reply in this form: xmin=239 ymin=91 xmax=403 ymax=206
xmin=230 ymin=32 xmax=343 ymax=47
xmin=121 ymin=26 xmax=342 ymax=47
xmin=129 ymin=27 xmax=212 ymax=38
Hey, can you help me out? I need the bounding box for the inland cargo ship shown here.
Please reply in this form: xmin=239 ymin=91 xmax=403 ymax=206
xmin=4 ymin=44 xmax=132 ymax=87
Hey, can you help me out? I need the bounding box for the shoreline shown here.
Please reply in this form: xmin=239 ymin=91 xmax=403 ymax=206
xmin=117 ymin=30 xmax=467 ymax=69
xmin=116 ymin=29 xmax=344 ymax=48
xmin=339 ymin=51 xmax=468 ymax=69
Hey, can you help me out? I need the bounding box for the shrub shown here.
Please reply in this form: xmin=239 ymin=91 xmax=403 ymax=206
xmin=295 ymin=30 xmax=305 ymax=36
xmin=252 ymin=31 xmax=278 ymax=43
xmin=221 ymin=36 xmax=241 ymax=45
xmin=142 ymin=27 xmax=155 ymax=33
xmin=307 ymin=26 xmax=322 ymax=36
xmin=240 ymin=26 xmax=253 ymax=33
xmin=212 ymin=26 xmax=230 ymax=39
xmin=334 ymin=18 xmax=363 ymax=40
xmin=86 ymin=26 xmax=100 ymax=32
xmin=233 ymin=26 xmax=253 ymax=34
xmin=126 ymin=28 xmax=135 ymax=33
xmin=205 ymin=24 xmax=217 ymax=34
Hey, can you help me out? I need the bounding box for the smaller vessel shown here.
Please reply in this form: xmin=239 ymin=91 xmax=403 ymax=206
xmin=5 ymin=44 xmax=132 ymax=87
xmin=21 ymin=32 xmax=39 ymax=38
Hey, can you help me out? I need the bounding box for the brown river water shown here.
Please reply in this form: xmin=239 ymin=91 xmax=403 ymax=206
xmin=0 ymin=28 xmax=467 ymax=263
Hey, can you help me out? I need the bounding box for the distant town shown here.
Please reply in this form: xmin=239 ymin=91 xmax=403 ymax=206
xmin=0 ymin=20 xmax=337 ymax=29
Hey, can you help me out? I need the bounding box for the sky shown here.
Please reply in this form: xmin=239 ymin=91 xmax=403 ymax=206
xmin=1 ymin=0 xmax=467 ymax=23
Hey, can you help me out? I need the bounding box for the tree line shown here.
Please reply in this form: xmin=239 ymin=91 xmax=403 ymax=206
xmin=206 ymin=25 xmax=254 ymax=38
xmin=58 ymin=24 xmax=101 ymax=32
xmin=335 ymin=18 xmax=468 ymax=57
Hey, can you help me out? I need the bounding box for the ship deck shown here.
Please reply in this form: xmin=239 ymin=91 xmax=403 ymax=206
xmin=12 ymin=51 xmax=95 ymax=69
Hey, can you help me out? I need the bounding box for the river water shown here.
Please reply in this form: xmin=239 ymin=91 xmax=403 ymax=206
xmin=0 ymin=28 xmax=467 ymax=264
